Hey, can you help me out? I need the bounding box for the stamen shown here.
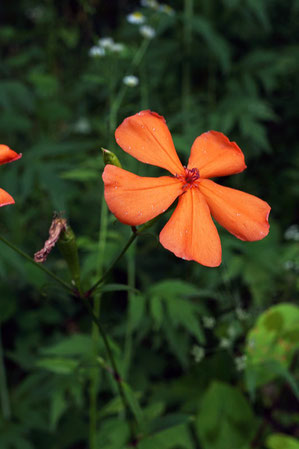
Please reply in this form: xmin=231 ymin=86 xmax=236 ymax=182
xmin=175 ymin=166 xmax=200 ymax=190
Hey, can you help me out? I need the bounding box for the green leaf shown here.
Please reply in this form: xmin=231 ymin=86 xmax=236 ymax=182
xmin=122 ymin=382 xmax=144 ymax=428
xmin=266 ymin=433 xmax=299 ymax=449
xmin=50 ymin=389 xmax=67 ymax=430
xmin=36 ymin=357 xmax=78 ymax=374
xmin=150 ymin=296 xmax=164 ymax=329
xmin=139 ymin=423 xmax=194 ymax=449
xmin=149 ymin=279 xmax=202 ymax=299
xmin=195 ymin=381 xmax=257 ymax=449
xmin=128 ymin=294 xmax=146 ymax=332
xmin=165 ymin=297 xmax=204 ymax=343
xmin=245 ymin=303 xmax=299 ymax=388
xmin=190 ymin=16 xmax=231 ymax=71
xmin=150 ymin=413 xmax=192 ymax=433
xmin=100 ymin=284 xmax=140 ymax=294
xmin=40 ymin=334 xmax=93 ymax=357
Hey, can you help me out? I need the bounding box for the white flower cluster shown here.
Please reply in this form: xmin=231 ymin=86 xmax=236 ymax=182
xmin=219 ymin=338 xmax=231 ymax=349
xmin=73 ymin=117 xmax=91 ymax=134
xmin=140 ymin=0 xmax=175 ymax=15
xmin=191 ymin=345 xmax=205 ymax=363
xmin=89 ymin=37 xmax=125 ymax=58
xmin=127 ymin=11 xmax=146 ymax=24
xmin=141 ymin=0 xmax=159 ymax=8
xmin=236 ymin=307 xmax=249 ymax=321
xmin=139 ymin=25 xmax=156 ymax=39
xmin=126 ymin=11 xmax=157 ymax=39
xmin=202 ymin=316 xmax=215 ymax=329
xmin=284 ymin=224 xmax=299 ymax=241
xmin=123 ymin=75 xmax=139 ymax=87
xmin=284 ymin=260 xmax=299 ymax=272
xmin=234 ymin=355 xmax=247 ymax=371
xmin=26 ymin=6 xmax=45 ymax=21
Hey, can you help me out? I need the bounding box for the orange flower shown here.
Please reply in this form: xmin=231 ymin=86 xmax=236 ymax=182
xmin=102 ymin=110 xmax=270 ymax=267
xmin=0 ymin=145 xmax=22 ymax=207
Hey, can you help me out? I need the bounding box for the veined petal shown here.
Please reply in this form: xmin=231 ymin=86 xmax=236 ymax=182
xmin=159 ymin=188 xmax=222 ymax=267
xmin=0 ymin=188 xmax=15 ymax=207
xmin=199 ymin=179 xmax=270 ymax=241
xmin=0 ymin=145 xmax=22 ymax=166
xmin=115 ymin=110 xmax=184 ymax=175
xmin=102 ymin=165 xmax=183 ymax=226
xmin=187 ymin=131 xmax=246 ymax=178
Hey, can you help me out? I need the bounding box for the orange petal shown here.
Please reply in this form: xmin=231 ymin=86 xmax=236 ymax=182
xmin=199 ymin=179 xmax=270 ymax=241
xmin=115 ymin=110 xmax=184 ymax=175
xmin=102 ymin=165 xmax=183 ymax=226
xmin=187 ymin=131 xmax=246 ymax=178
xmin=159 ymin=188 xmax=222 ymax=267
xmin=0 ymin=145 xmax=22 ymax=166
xmin=0 ymin=188 xmax=15 ymax=207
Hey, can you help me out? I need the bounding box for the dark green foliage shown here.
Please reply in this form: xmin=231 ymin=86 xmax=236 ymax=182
xmin=0 ymin=0 xmax=298 ymax=448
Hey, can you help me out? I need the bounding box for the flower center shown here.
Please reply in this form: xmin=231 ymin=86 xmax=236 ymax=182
xmin=176 ymin=166 xmax=200 ymax=190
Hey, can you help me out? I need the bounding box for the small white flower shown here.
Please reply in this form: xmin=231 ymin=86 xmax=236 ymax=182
xmin=27 ymin=6 xmax=45 ymax=21
xmin=73 ymin=117 xmax=91 ymax=134
xmin=123 ymin=75 xmax=139 ymax=87
xmin=111 ymin=43 xmax=125 ymax=53
xmin=284 ymin=224 xmax=299 ymax=241
xmin=235 ymin=355 xmax=247 ymax=371
xmin=191 ymin=345 xmax=205 ymax=363
xmin=220 ymin=338 xmax=231 ymax=349
xmin=228 ymin=325 xmax=236 ymax=338
xmin=202 ymin=316 xmax=215 ymax=329
xmin=236 ymin=307 xmax=249 ymax=321
xmin=159 ymin=4 xmax=175 ymax=16
xmin=284 ymin=260 xmax=294 ymax=270
xmin=127 ymin=11 xmax=146 ymax=24
xmin=140 ymin=0 xmax=159 ymax=9
xmin=98 ymin=37 xmax=114 ymax=49
xmin=89 ymin=46 xmax=105 ymax=57
xmin=139 ymin=25 xmax=156 ymax=39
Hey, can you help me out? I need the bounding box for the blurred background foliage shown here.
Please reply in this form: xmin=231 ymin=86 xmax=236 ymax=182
xmin=0 ymin=0 xmax=299 ymax=448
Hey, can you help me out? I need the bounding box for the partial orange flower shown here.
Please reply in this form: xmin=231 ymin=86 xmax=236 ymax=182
xmin=0 ymin=145 xmax=22 ymax=207
xmin=102 ymin=110 xmax=270 ymax=267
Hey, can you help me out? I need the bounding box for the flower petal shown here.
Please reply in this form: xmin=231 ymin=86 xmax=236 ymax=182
xmin=102 ymin=165 xmax=183 ymax=226
xmin=187 ymin=131 xmax=246 ymax=178
xmin=0 ymin=188 xmax=15 ymax=207
xmin=0 ymin=145 xmax=22 ymax=166
xmin=159 ymin=188 xmax=222 ymax=267
xmin=199 ymin=179 xmax=270 ymax=241
xmin=115 ymin=110 xmax=184 ymax=175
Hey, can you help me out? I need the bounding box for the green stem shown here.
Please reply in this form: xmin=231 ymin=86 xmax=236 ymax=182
xmin=182 ymin=0 xmax=193 ymax=134
xmin=88 ymin=231 xmax=138 ymax=296
xmin=80 ymin=295 xmax=138 ymax=444
xmin=0 ymin=327 xmax=10 ymax=420
xmin=0 ymin=234 xmax=73 ymax=294
xmin=123 ymin=241 xmax=136 ymax=379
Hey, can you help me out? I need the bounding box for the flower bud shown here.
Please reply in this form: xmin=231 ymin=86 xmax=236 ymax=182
xmin=102 ymin=148 xmax=122 ymax=168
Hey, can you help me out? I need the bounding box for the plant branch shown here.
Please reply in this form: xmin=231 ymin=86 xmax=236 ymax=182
xmin=0 ymin=234 xmax=74 ymax=294
xmin=87 ymin=230 xmax=138 ymax=296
